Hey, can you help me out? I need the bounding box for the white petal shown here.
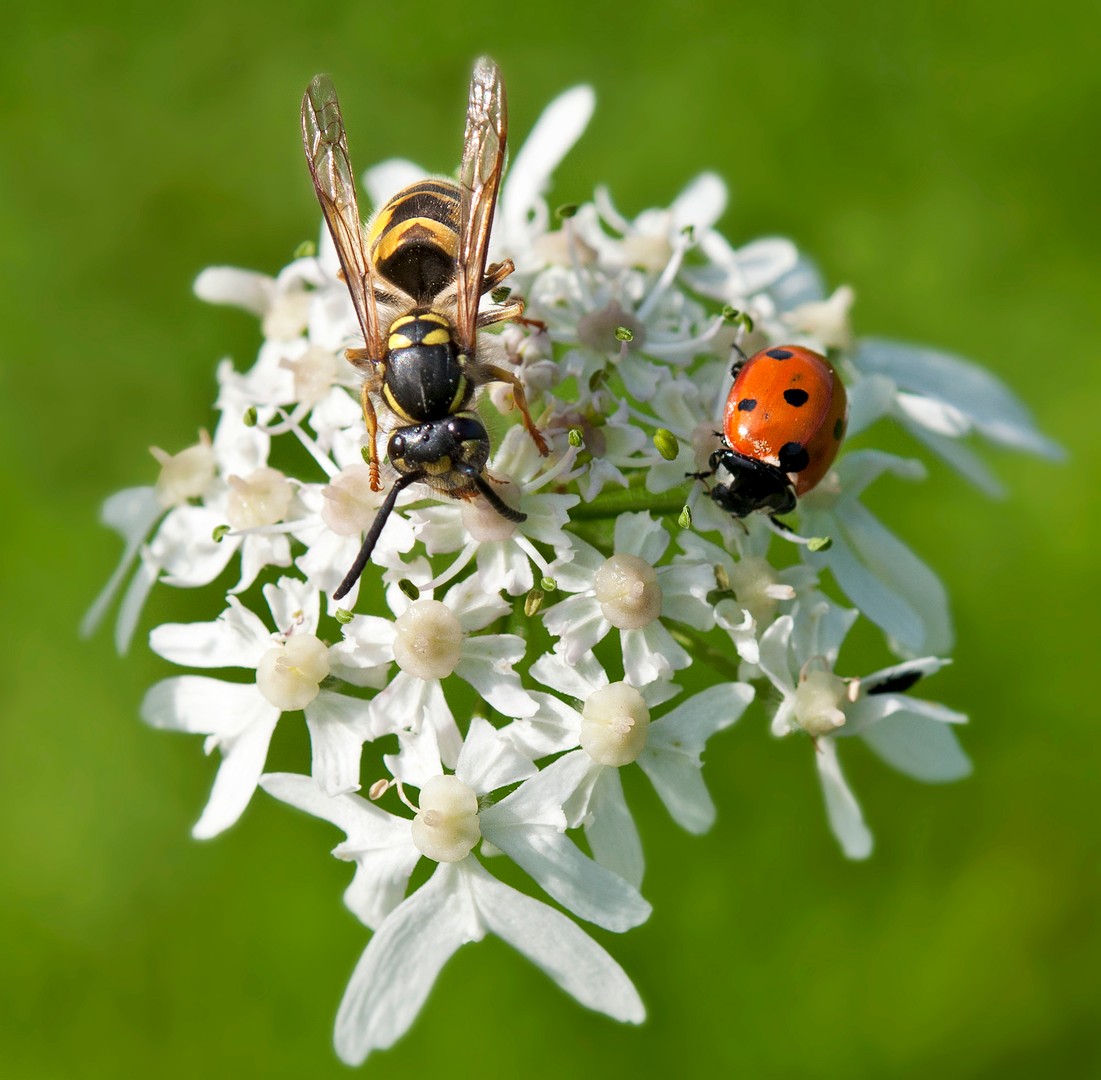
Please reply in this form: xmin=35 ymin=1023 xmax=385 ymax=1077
xmin=260 ymin=773 xmax=418 ymax=928
xmin=499 ymin=84 xmax=595 ymax=243
xmin=193 ymin=266 xmax=272 ymax=315
xmin=585 ymin=769 xmax=645 ymax=888
xmin=141 ymin=676 xmax=273 ymax=736
xmin=637 ymin=746 xmax=716 ymax=834
xmin=454 ymin=716 xmax=537 ymax=793
xmin=457 ymin=636 xmax=537 ymax=717
xmin=482 ymin=823 xmax=650 ymax=932
xmin=651 ymin=682 xmax=754 ymax=753
xmin=810 ymin=502 xmax=953 ymax=657
xmin=757 ymin=615 xmax=796 ymax=694
xmin=815 ymin=740 xmax=873 ymax=860
xmin=622 ymin=623 xmax=687 ymax=684
xmin=613 ymin=512 xmax=668 ymax=564
xmin=465 ymin=858 xmax=645 ymax=1024
xmin=904 ymin=422 xmax=1007 ymax=497
xmin=671 ymin=172 xmax=727 ymax=232
xmin=148 ymin=597 xmax=270 ymax=669
xmin=304 ymin=690 xmax=370 ymax=796
xmin=190 ymin=710 xmax=279 ymax=839
xmin=81 ymin=487 xmax=163 ymax=644
xmin=860 ymin=712 xmax=972 ymax=782
xmin=854 ymin=339 xmax=1064 ymax=459
xmin=334 ymin=863 xmax=483 ymax=1065
xmin=114 ymin=552 xmax=159 ymax=655
xmin=263 ymin=576 xmax=321 ymax=636
xmin=529 ymin=652 xmax=606 ymax=700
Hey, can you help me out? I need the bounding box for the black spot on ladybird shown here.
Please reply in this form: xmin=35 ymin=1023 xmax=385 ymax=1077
xmin=783 ymin=388 xmax=809 ymax=407
xmin=833 ymin=417 xmax=844 ymax=440
xmin=737 ymin=398 xmax=757 ymax=412
xmin=766 ymin=348 xmax=793 ymax=360
xmin=778 ymin=441 xmax=810 ymax=472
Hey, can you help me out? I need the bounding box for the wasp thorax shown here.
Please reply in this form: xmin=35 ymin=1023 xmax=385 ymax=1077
xmin=256 ymin=634 xmax=331 ymax=711
xmin=392 ymin=600 xmax=463 ymax=680
xmin=151 ymin=432 xmax=216 ymax=508
xmin=594 ymin=554 xmax=662 ymax=629
xmin=411 ymin=775 xmax=481 ymax=863
xmin=581 ymin=682 xmax=651 ymax=766
xmin=226 ymin=468 xmax=293 ymax=529
xmin=321 ymin=464 xmax=384 ymax=535
xmin=793 ymin=669 xmax=848 ymax=737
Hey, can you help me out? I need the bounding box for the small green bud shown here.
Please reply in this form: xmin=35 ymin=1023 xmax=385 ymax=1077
xmin=807 ymin=536 xmax=833 ymax=552
xmin=677 ymin=505 xmax=693 ymax=530
xmin=243 ymin=406 xmax=258 ymax=427
xmin=293 ymin=239 xmax=317 ymax=259
xmin=398 ymin=578 xmax=420 ymax=600
xmin=614 ymin=325 xmax=634 ymax=343
xmin=334 ymin=608 xmax=354 ymax=625
xmin=212 ymin=524 xmax=231 ymax=543
xmin=568 ymin=428 xmax=585 ymax=448
xmin=524 ymin=589 xmax=545 ymax=617
xmin=540 ymin=576 xmax=558 ymax=593
xmin=714 ymin=563 xmax=731 ymax=592
xmin=653 ymin=428 xmax=680 ymax=461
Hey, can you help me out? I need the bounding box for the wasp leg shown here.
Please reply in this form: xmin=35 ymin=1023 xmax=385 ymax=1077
xmin=343 ymin=348 xmax=384 ymax=490
xmin=482 ymin=259 xmax=515 ymax=293
xmin=477 ymin=361 xmax=549 ymax=456
xmin=358 ymin=381 xmax=382 ymax=491
xmin=476 ymin=299 xmax=526 ymax=329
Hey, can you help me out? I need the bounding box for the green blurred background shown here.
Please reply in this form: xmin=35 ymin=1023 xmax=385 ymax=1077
xmin=3 ymin=1 xmax=1099 ymax=1076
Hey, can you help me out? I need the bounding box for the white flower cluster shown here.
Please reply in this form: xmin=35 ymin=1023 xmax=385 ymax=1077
xmin=85 ymin=82 xmax=1059 ymax=1065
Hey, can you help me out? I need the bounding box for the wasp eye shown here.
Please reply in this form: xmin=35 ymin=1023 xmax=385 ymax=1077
xmin=390 ymin=433 xmax=406 ymax=455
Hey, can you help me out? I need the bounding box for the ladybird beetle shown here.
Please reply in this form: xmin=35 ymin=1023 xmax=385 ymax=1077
xmin=705 ymin=345 xmax=848 ymax=519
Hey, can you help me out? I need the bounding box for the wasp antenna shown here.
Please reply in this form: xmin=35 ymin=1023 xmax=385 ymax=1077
xmin=333 ymin=472 xmax=423 ymax=601
xmin=474 ymin=476 xmax=526 ymax=524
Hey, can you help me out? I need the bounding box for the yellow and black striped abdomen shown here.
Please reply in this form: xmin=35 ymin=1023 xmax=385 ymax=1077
xmin=367 ymin=179 xmax=461 ymax=304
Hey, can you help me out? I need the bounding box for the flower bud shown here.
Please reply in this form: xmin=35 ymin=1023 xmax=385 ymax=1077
xmin=256 ymin=634 xmax=330 ymax=711
xmin=594 ymin=553 xmax=662 ymax=629
xmin=581 ymin=682 xmax=650 ymax=766
xmin=151 ymin=431 xmax=215 ymax=508
xmin=411 ymin=775 xmax=481 ymax=863
xmin=225 ymin=468 xmax=293 ymax=529
xmin=793 ymin=669 xmax=848 ymax=737
xmin=392 ymin=600 xmax=463 ymax=680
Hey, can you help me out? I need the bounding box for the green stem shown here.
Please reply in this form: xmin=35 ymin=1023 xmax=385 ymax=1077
xmin=667 ymin=622 xmax=743 ymax=681
xmin=569 ymin=487 xmax=689 ymax=520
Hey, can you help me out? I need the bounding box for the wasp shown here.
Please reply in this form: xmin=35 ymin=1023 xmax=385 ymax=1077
xmin=302 ymin=58 xmax=548 ymax=600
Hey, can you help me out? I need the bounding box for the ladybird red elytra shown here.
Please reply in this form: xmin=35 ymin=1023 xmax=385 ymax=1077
xmin=704 ymin=345 xmax=848 ymax=519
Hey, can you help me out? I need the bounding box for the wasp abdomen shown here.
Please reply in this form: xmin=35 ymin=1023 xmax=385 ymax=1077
xmin=368 ymin=179 xmax=461 ymax=303
xmin=383 ymin=312 xmax=470 ymax=422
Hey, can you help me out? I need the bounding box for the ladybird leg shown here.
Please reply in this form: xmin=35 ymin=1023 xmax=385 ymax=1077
xmin=477 ymin=361 xmax=549 ymax=456
xmin=729 ymin=342 xmax=749 ymax=380
xmin=358 ymin=382 xmax=382 ymax=491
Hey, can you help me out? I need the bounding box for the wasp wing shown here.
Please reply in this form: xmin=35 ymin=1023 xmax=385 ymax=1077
xmin=454 ymin=57 xmax=507 ymax=352
xmin=301 ymin=75 xmax=385 ymax=360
